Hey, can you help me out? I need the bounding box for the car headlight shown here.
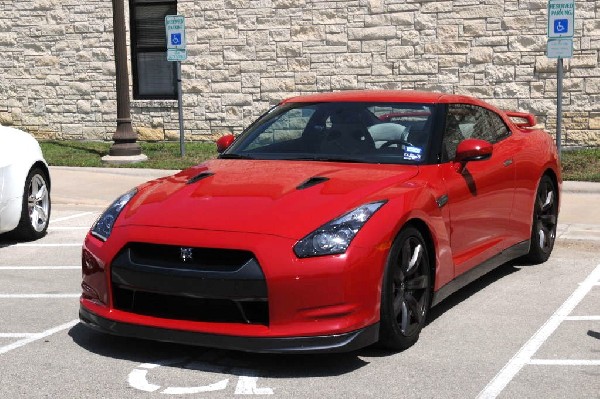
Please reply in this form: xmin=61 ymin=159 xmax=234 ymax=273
xmin=91 ymin=188 xmax=137 ymax=241
xmin=293 ymin=200 xmax=387 ymax=258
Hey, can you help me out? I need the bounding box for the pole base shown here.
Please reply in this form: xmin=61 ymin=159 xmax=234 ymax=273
xmin=101 ymin=153 xmax=148 ymax=164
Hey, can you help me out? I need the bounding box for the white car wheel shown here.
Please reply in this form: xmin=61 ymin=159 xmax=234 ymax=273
xmin=15 ymin=167 xmax=51 ymax=240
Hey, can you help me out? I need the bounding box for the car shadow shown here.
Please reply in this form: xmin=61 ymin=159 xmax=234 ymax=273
xmin=426 ymin=260 xmax=520 ymax=325
xmin=68 ymin=323 xmax=371 ymax=378
xmin=0 ymin=232 xmax=18 ymax=248
xmin=67 ymin=259 xmax=526 ymax=370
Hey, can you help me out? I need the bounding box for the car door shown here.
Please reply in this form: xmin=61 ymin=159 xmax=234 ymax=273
xmin=439 ymin=103 xmax=517 ymax=276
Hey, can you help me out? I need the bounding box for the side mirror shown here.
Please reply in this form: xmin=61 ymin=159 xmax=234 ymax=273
xmin=454 ymin=139 xmax=493 ymax=163
xmin=216 ymin=134 xmax=235 ymax=153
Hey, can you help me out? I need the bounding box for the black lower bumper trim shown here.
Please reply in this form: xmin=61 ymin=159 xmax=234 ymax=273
xmin=79 ymin=306 xmax=379 ymax=354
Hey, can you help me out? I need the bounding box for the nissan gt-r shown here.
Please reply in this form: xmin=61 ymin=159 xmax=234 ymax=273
xmin=79 ymin=90 xmax=561 ymax=353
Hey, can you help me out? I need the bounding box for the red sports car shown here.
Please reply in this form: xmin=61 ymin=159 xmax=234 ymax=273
xmin=80 ymin=90 xmax=561 ymax=353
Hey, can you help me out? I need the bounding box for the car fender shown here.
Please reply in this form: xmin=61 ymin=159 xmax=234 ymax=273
xmin=353 ymin=182 xmax=454 ymax=295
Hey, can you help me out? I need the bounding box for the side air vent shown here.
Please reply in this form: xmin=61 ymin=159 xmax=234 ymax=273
xmin=296 ymin=176 xmax=329 ymax=190
xmin=187 ymin=172 xmax=214 ymax=185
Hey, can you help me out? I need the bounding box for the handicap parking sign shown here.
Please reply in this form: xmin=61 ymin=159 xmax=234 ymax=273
xmin=165 ymin=15 xmax=186 ymax=50
xmin=554 ymin=19 xmax=568 ymax=34
xmin=170 ymin=33 xmax=182 ymax=46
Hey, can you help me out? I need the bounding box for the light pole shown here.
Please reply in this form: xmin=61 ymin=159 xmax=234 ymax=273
xmin=103 ymin=0 xmax=147 ymax=163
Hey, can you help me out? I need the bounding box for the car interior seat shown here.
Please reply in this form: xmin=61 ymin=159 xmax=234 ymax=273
xmin=320 ymin=109 xmax=375 ymax=155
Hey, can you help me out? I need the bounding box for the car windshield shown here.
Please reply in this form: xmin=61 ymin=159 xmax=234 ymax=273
xmin=224 ymin=102 xmax=438 ymax=164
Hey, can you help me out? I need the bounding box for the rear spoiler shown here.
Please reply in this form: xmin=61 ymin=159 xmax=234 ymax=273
xmin=504 ymin=111 xmax=537 ymax=128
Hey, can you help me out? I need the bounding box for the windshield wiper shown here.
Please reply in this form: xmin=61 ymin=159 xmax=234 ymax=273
xmin=218 ymin=153 xmax=255 ymax=160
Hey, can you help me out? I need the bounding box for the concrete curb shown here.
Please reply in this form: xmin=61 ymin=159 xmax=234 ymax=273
xmin=562 ymin=180 xmax=600 ymax=194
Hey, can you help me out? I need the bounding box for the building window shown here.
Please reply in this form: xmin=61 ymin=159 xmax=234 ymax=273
xmin=130 ymin=0 xmax=177 ymax=100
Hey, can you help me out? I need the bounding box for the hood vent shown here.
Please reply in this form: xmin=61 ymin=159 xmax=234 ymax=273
xmin=187 ymin=172 xmax=214 ymax=185
xmin=296 ymin=176 xmax=329 ymax=190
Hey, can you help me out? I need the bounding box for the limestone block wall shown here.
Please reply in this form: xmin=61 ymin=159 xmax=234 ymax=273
xmin=0 ymin=0 xmax=599 ymax=145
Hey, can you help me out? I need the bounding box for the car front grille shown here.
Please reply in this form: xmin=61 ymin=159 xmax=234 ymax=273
xmin=110 ymin=244 xmax=269 ymax=326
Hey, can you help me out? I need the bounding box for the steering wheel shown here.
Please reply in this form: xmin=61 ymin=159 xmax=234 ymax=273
xmin=380 ymin=139 xmax=413 ymax=149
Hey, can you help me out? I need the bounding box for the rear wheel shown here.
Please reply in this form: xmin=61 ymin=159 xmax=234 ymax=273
xmin=524 ymin=175 xmax=558 ymax=264
xmin=379 ymin=226 xmax=431 ymax=350
xmin=14 ymin=167 xmax=51 ymax=240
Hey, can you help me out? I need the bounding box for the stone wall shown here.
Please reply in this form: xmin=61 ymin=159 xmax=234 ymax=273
xmin=1 ymin=0 xmax=599 ymax=145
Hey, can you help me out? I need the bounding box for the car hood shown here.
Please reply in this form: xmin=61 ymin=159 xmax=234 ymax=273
xmin=119 ymin=159 xmax=418 ymax=239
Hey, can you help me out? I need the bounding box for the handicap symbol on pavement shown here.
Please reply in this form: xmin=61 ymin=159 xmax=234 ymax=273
xmin=554 ymin=19 xmax=568 ymax=34
xmin=170 ymin=33 xmax=182 ymax=46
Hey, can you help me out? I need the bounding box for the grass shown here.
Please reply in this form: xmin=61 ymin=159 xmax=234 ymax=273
xmin=40 ymin=140 xmax=600 ymax=181
xmin=40 ymin=140 xmax=217 ymax=170
xmin=561 ymin=147 xmax=600 ymax=182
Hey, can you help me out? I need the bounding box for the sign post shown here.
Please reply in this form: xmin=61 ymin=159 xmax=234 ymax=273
xmin=547 ymin=0 xmax=574 ymax=159
xmin=165 ymin=15 xmax=187 ymax=157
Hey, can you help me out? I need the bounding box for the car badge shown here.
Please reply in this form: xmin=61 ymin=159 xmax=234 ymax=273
xmin=180 ymin=247 xmax=193 ymax=262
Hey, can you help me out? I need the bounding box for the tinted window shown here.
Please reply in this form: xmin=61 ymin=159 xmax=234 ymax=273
xmin=225 ymin=102 xmax=438 ymax=165
xmin=442 ymin=104 xmax=511 ymax=161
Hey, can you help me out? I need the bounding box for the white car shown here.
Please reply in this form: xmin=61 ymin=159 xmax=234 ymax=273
xmin=0 ymin=126 xmax=51 ymax=240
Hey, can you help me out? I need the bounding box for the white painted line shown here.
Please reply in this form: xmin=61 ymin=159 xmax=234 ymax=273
xmin=0 ymin=333 xmax=37 ymax=338
xmin=128 ymin=359 xmax=274 ymax=395
xmin=49 ymin=227 xmax=90 ymax=231
xmin=162 ymin=379 xmax=229 ymax=395
xmin=0 ymin=266 xmax=79 ymax=270
xmin=128 ymin=369 xmax=161 ymax=393
xmin=14 ymin=243 xmax=82 ymax=247
xmin=477 ymin=263 xmax=600 ymax=399
xmin=0 ymin=319 xmax=79 ymax=355
xmin=564 ymin=315 xmax=600 ymax=321
xmin=529 ymin=359 xmax=600 ymax=366
xmin=234 ymin=375 xmax=274 ymax=395
xmin=52 ymin=212 xmax=95 ymax=223
xmin=0 ymin=294 xmax=80 ymax=298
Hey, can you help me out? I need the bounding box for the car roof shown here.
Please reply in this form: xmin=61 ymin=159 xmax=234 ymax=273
xmin=281 ymin=90 xmax=487 ymax=106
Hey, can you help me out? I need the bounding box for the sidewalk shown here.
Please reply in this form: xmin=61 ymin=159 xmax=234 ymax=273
xmin=49 ymin=166 xmax=600 ymax=242
xmin=558 ymin=181 xmax=600 ymax=242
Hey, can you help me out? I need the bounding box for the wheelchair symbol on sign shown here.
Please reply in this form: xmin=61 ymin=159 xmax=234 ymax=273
xmin=170 ymin=33 xmax=182 ymax=46
xmin=554 ymin=19 xmax=568 ymax=34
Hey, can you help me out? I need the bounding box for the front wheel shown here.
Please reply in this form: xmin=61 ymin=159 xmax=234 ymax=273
xmin=379 ymin=226 xmax=432 ymax=351
xmin=524 ymin=175 xmax=558 ymax=264
xmin=14 ymin=167 xmax=51 ymax=241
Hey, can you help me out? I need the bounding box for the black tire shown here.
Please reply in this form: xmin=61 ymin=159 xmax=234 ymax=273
xmin=14 ymin=167 xmax=51 ymax=241
xmin=524 ymin=175 xmax=558 ymax=264
xmin=379 ymin=226 xmax=432 ymax=351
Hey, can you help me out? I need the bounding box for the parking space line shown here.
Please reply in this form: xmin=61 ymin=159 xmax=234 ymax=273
xmin=0 ymin=266 xmax=79 ymax=270
xmin=50 ymin=227 xmax=90 ymax=231
xmin=529 ymin=359 xmax=600 ymax=366
xmin=0 ymin=294 xmax=80 ymax=298
xmin=0 ymin=319 xmax=79 ymax=355
xmin=564 ymin=315 xmax=600 ymax=321
xmin=14 ymin=243 xmax=82 ymax=247
xmin=52 ymin=212 xmax=96 ymax=223
xmin=477 ymin=262 xmax=600 ymax=399
xmin=0 ymin=333 xmax=37 ymax=338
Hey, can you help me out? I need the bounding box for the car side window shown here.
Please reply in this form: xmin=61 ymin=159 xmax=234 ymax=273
xmin=442 ymin=104 xmax=481 ymax=161
xmin=484 ymin=109 xmax=511 ymax=141
xmin=442 ymin=104 xmax=510 ymax=161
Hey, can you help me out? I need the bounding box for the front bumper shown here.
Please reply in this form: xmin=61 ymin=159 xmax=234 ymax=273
xmin=81 ymin=225 xmax=390 ymax=351
xmin=79 ymin=305 xmax=379 ymax=353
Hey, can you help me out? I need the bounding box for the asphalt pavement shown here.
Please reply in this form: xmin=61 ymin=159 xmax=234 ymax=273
xmin=0 ymin=167 xmax=597 ymax=398
xmin=50 ymin=166 xmax=600 ymax=241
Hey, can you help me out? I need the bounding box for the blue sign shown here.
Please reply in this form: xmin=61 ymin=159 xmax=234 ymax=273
xmin=554 ymin=19 xmax=568 ymax=34
xmin=170 ymin=33 xmax=182 ymax=46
